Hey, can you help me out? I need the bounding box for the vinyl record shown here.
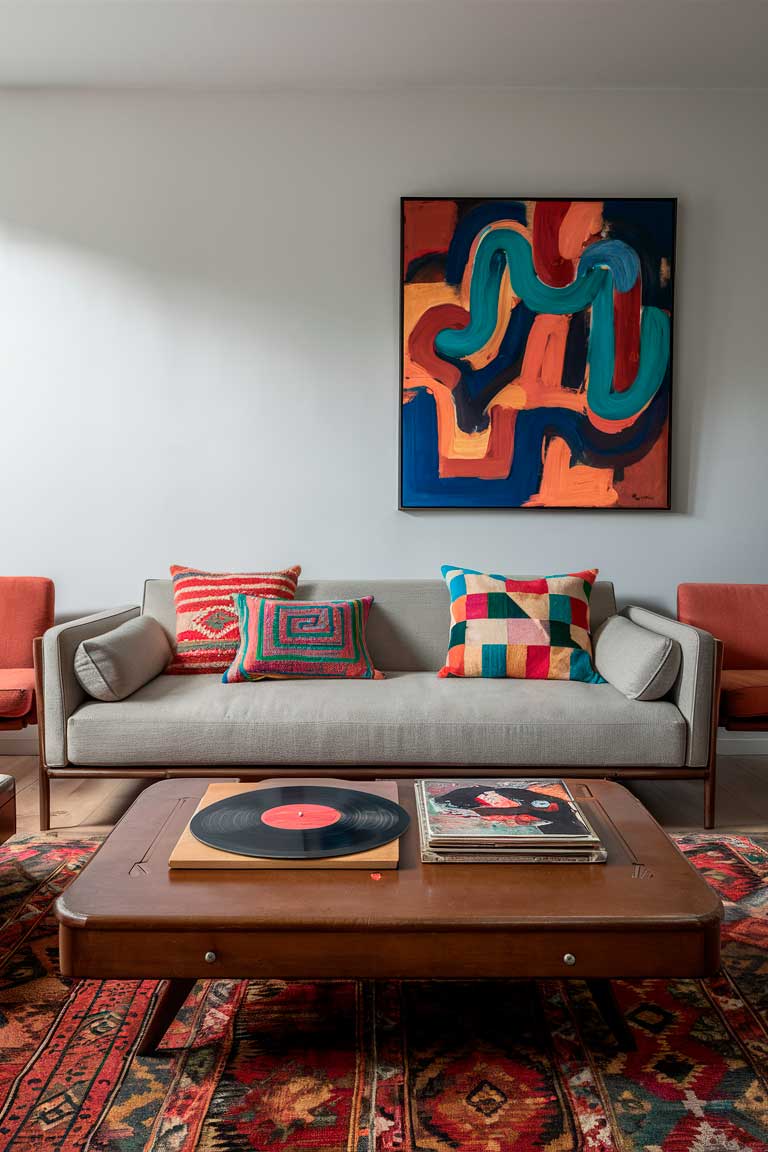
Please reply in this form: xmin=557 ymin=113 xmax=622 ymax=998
xmin=189 ymin=785 xmax=410 ymax=859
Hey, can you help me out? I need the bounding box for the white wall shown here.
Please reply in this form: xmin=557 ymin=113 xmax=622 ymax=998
xmin=0 ymin=88 xmax=766 ymax=619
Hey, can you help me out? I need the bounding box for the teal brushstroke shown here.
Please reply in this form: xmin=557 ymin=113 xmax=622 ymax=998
xmin=587 ymin=283 xmax=670 ymax=419
xmin=434 ymin=227 xmax=669 ymax=422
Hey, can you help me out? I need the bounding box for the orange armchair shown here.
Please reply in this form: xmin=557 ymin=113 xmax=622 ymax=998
xmin=0 ymin=577 xmax=55 ymax=730
xmin=678 ymin=583 xmax=768 ymax=730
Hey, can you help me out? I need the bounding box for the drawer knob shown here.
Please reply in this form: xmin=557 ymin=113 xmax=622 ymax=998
xmin=563 ymin=953 xmax=576 ymax=966
xmin=204 ymin=951 xmax=217 ymax=964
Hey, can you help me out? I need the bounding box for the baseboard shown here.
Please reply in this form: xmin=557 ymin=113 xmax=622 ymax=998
xmin=717 ymin=729 xmax=768 ymax=756
xmin=0 ymin=728 xmax=37 ymax=757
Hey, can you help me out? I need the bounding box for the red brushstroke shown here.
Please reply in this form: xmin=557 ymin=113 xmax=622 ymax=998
xmin=403 ymin=200 xmax=458 ymax=270
xmin=409 ymin=304 xmax=467 ymax=390
xmin=613 ymin=279 xmax=641 ymax=393
xmin=532 ymin=201 xmax=573 ymax=287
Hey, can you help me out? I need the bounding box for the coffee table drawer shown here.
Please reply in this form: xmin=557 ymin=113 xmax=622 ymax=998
xmin=60 ymin=923 xmax=720 ymax=981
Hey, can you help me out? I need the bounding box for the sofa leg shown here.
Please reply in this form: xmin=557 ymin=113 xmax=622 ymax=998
xmin=39 ymin=768 xmax=51 ymax=832
xmin=703 ymin=637 xmax=723 ymax=831
xmin=33 ymin=636 xmax=52 ymax=832
xmin=704 ymin=771 xmax=716 ymax=830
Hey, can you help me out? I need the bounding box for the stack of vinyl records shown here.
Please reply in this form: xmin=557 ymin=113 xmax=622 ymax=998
xmin=415 ymin=778 xmax=607 ymax=864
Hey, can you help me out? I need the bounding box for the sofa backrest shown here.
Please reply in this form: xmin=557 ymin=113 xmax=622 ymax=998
xmin=142 ymin=578 xmax=617 ymax=672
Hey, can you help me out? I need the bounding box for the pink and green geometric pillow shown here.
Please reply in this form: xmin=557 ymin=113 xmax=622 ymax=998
xmin=438 ymin=565 xmax=604 ymax=683
xmin=223 ymin=595 xmax=384 ymax=682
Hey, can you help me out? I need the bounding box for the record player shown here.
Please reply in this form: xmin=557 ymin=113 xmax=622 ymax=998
xmin=169 ymin=779 xmax=410 ymax=870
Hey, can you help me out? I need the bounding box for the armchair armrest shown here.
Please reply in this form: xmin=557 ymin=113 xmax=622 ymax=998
xmin=39 ymin=606 xmax=140 ymax=767
xmin=622 ymin=606 xmax=716 ymax=767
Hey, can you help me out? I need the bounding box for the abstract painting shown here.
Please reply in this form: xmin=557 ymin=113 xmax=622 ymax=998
xmin=400 ymin=197 xmax=675 ymax=509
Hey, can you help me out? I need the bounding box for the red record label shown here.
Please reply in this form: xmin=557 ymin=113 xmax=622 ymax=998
xmin=260 ymin=803 xmax=342 ymax=831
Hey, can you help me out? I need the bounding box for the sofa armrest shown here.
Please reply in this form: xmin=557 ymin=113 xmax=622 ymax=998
xmin=40 ymin=606 xmax=140 ymax=767
xmin=622 ymin=606 xmax=716 ymax=767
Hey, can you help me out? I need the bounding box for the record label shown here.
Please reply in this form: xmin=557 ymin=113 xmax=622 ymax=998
xmin=189 ymin=784 xmax=410 ymax=860
xmin=261 ymin=803 xmax=342 ymax=831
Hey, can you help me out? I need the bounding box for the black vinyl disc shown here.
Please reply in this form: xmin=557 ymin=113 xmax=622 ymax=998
xmin=189 ymin=785 xmax=410 ymax=859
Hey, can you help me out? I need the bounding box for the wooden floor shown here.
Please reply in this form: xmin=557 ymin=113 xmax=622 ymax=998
xmin=1 ymin=754 xmax=767 ymax=837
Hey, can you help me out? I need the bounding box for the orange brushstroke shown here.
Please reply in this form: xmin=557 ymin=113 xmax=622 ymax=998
xmin=460 ymin=219 xmax=531 ymax=302
xmin=559 ymin=201 xmax=604 ymax=260
xmin=465 ymin=271 xmax=517 ymax=371
xmin=526 ymin=437 xmax=618 ymax=507
xmin=437 ymin=400 xmax=520 ymax=479
xmin=429 ymin=374 xmax=524 ymax=471
xmin=516 ymin=314 xmax=583 ymax=410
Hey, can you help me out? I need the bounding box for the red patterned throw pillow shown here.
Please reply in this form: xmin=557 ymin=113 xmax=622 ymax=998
xmin=167 ymin=565 xmax=301 ymax=674
xmin=223 ymin=595 xmax=383 ymax=681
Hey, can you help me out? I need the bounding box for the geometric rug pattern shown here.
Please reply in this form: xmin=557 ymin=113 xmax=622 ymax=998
xmin=0 ymin=830 xmax=766 ymax=1150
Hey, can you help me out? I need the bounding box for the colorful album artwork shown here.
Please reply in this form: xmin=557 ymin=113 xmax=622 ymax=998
xmin=419 ymin=779 xmax=597 ymax=842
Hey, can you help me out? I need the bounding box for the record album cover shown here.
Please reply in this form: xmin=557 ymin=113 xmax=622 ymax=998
xmin=416 ymin=779 xmax=600 ymax=847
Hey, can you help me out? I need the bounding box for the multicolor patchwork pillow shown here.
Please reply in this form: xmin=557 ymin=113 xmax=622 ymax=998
xmin=167 ymin=565 xmax=301 ymax=674
xmin=438 ymin=565 xmax=604 ymax=683
xmin=223 ymin=595 xmax=384 ymax=682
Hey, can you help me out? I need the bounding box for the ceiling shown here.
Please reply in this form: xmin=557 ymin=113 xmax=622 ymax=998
xmin=0 ymin=0 xmax=766 ymax=90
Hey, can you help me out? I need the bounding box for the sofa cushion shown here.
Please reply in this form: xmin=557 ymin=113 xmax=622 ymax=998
xmin=66 ymin=672 xmax=686 ymax=768
xmin=74 ymin=615 xmax=172 ymax=702
xmin=0 ymin=668 xmax=35 ymax=718
xmin=720 ymin=670 xmax=768 ymax=719
xmin=593 ymin=615 xmax=681 ymax=700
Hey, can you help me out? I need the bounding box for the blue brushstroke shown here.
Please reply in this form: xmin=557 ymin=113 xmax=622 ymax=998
xmin=561 ymin=310 xmax=588 ymax=392
xmin=577 ymin=239 xmax=640 ymax=292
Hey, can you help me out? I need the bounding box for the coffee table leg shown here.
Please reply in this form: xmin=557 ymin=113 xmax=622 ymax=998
xmin=137 ymin=978 xmax=197 ymax=1057
xmin=587 ymin=979 xmax=637 ymax=1051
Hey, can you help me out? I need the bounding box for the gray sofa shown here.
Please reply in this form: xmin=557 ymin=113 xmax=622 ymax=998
xmin=36 ymin=578 xmax=721 ymax=829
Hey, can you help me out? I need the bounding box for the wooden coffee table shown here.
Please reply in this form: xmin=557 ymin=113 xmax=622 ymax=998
xmin=55 ymin=777 xmax=721 ymax=1056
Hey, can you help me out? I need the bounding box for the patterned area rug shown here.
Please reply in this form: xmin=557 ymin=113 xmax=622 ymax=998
xmin=0 ymin=831 xmax=767 ymax=1151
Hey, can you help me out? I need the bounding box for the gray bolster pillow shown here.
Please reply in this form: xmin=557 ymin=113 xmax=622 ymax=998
xmin=75 ymin=615 xmax=172 ymax=702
